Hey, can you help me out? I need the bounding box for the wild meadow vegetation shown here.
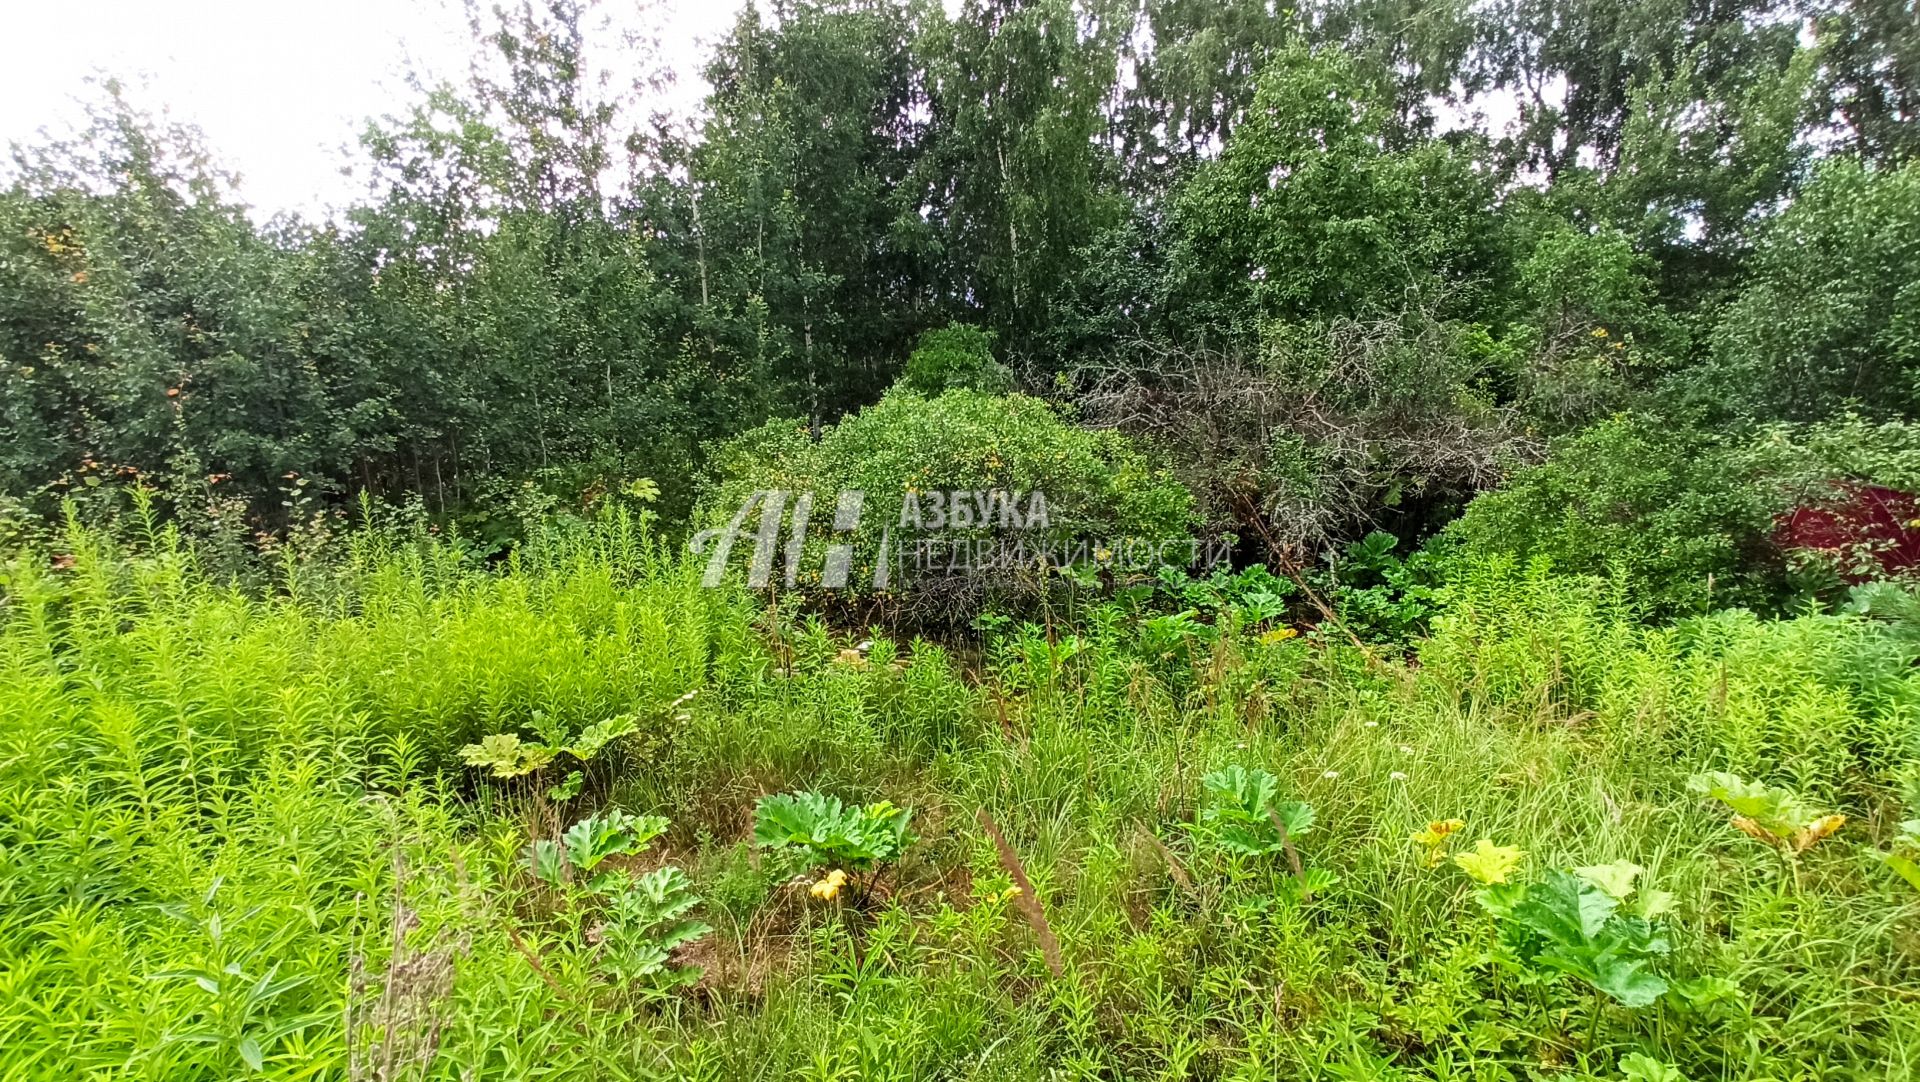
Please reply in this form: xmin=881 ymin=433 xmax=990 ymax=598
xmin=5 ymin=0 xmax=1920 ymax=1077
xmin=4 ymin=512 xmax=1920 ymax=1080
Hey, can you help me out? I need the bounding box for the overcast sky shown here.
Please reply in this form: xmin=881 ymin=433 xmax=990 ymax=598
xmin=0 ymin=0 xmax=746 ymax=220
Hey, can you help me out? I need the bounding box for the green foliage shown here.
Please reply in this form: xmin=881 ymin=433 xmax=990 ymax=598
xmin=526 ymin=808 xmax=709 ymax=989
xmin=1146 ymin=563 xmax=1295 ymax=625
xmin=460 ymin=732 xmax=559 ymax=778
xmin=1483 ymin=869 xmax=1673 ymax=1008
xmin=1191 ymin=765 xmax=1315 ymax=856
xmin=1619 ymin=1053 xmax=1690 ymax=1082
xmin=460 ymin=715 xmax=639 ymax=781
xmin=5 ymin=516 xmax=1920 ymax=1077
xmin=751 ymin=791 xmax=915 ymax=871
xmin=597 ymin=868 xmax=711 ymax=986
xmin=1436 ymin=415 xmax=1777 ymax=616
xmin=11 ymin=0 xmax=1920 ymax=1076
xmin=1326 ymin=530 xmax=1443 ymax=642
xmin=1697 ymin=158 xmax=1920 ymax=423
xmin=1506 ymin=222 xmax=1680 ymax=429
xmin=901 ymin=323 xmax=1012 ymax=395
xmin=699 ymin=388 xmax=1193 ymax=620
xmin=1165 ymin=43 xmax=1505 ymax=333
xmin=1687 ymin=772 xmax=1845 ymax=854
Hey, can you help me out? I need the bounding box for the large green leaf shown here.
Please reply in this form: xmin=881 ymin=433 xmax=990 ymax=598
xmin=1192 ymin=765 xmax=1315 ymax=857
xmin=752 ymin=791 xmax=915 ymax=869
xmin=1686 ymin=771 xmax=1817 ymax=838
xmin=1508 ymin=870 xmax=1671 ymax=1007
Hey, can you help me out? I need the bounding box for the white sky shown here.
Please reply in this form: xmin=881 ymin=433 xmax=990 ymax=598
xmin=0 ymin=0 xmax=748 ymax=220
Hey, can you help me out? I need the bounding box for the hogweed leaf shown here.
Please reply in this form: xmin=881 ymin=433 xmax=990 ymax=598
xmin=1687 ymin=771 xmax=1833 ymax=847
xmin=1890 ymin=817 xmax=1920 ymax=889
xmin=1534 ymin=940 xmax=1670 ymax=1007
xmin=564 ymin=815 xmax=632 ymax=873
xmin=596 ymin=865 xmax=711 ymax=988
xmin=1618 ymin=1051 xmax=1689 ymax=1082
xmin=1514 ymin=870 xmax=1617 ymax=944
xmin=1473 ymin=881 xmax=1529 ymax=919
xmin=528 ymin=839 xmax=566 ymax=885
xmin=1634 ymin=888 xmax=1677 ymax=920
xmin=1884 ymin=852 xmax=1920 ymax=892
xmin=562 ymin=810 xmax=666 ymax=875
xmin=1730 ymin=816 xmax=1779 ymax=846
xmin=1193 ymin=766 xmax=1314 ymax=857
xmin=1455 ymin=840 xmax=1525 ymax=885
xmin=567 ymin=715 xmax=639 ymax=761
xmin=1508 ymin=871 xmax=1671 ymax=1007
xmin=752 ymin=791 xmax=914 ymax=870
xmin=1574 ymin=861 xmax=1642 ymax=900
xmin=547 ymin=771 xmax=584 ymax=803
xmin=1668 ymin=975 xmax=1741 ymax=1013
xmin=459 ymin=733 xmax=556 ymax=779
xmin=1202 ymin=767 xmax=1281 ymax=822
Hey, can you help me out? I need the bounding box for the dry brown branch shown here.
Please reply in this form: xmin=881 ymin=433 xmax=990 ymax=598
xmin=348 ymin=855 xmax=465 ymax=1082
xmin=1072 ymin=292 xmax=1541 ymax=558
xmin=976 ymin=809 xmax=1065 ymax=979
xmin=1266 ymin=808 xmax=1309 ymax=897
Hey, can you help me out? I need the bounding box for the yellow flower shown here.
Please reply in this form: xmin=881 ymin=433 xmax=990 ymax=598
xmin=1454 ymin=839 xmax=1526 ymax=885
xmin=1413 ymin=818 xmax=1465 ymax=843
xmin=1591 ymin=327 xmax=1609 ymax=338
xmin=1259 ymin=627 xmax=1298 ymax=645
xmin=809 ymin=868 xmax=849 ymax=900
xmin=1411 ymin=818 xmax=1466 ymax=867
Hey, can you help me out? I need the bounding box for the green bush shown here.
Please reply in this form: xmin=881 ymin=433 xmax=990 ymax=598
xmin=1693 ymin=158 xmax=1920 ymax=423
xmin=1436 ymin=413 xmax=1920 ymax=617
xmin=697 ymin=389 xmax=1194 ymax=621
xmin=900 ymin=323 xmax=1013 ymax=395
xmin=1432 ymin=415 xmax=1780 ymax=616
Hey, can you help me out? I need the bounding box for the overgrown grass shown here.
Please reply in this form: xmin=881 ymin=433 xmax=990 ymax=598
xmin=2 ymin=519 xmax=1917 ymax=1080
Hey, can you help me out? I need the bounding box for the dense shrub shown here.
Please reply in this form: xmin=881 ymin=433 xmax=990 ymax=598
xmin=1077 ymin=297 xmax=1533 ymax=559
xmin=1434 ymin=415 xmax=1779 ymax=616
xmin=1502 ymin=221 xmax=1683 ymax=431
xmin=1437 ymin=414 xmax=1920 ymax=617
xmin=899 ymin=323 xmax=1013 ymax=395
xmin=698 ymin=388 xmax=1194 ymax=621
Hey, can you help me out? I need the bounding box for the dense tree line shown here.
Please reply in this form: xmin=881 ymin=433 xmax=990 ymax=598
xmin=1 ymin=0 xmax=1916 ymax=556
